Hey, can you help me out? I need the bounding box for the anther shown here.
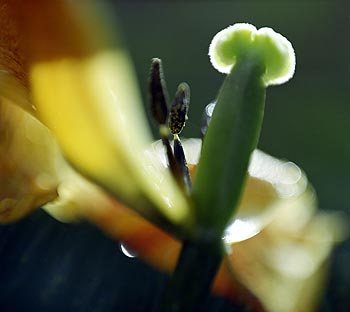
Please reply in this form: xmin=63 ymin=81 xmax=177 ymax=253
xmin=149 ymin=58 xmax=169 ymax=125
xmin=169 ymin=83 xmax=190 ymax=135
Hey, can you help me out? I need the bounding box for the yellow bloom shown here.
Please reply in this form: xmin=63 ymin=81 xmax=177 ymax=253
xmin=0 ymin=0 xmax=287 ymax=240
xmin=0 ymin=101 xmax=58 ymax=222
xmin=0 ymin=0 xmax=191 ymax=234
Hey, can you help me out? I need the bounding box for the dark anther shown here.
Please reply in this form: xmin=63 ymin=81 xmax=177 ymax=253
xmin=149 ymin=58 xmax=169 ymax=125
xmin=148 ymin=58 xmax=192 ymax=195
xmin=169 ymin=83 xmax=190 ymax=135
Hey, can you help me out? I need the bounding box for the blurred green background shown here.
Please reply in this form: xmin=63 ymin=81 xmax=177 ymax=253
xmin=116 ymin=0 xmax=350 ymax=215
xmin=0 ymin=1 xmax=349 ymax=311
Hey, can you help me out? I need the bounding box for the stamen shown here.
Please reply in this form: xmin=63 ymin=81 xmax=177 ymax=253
xmin=148 ymin=60 xmax=192 ymax=194
xmin=149 ymin=58 xmax=169 ymax=125
xmin=160 ymin=125 xmax=182 ymax=183
xmin=149 ymin=59 xmax=183 ymax=187
xmin=169 ymin=83 xmax=192 ymax=193
xmin=169 ymin=83 xmax=190 ymax=135
xmin=173 ymin=134 xmax=192 ymax=194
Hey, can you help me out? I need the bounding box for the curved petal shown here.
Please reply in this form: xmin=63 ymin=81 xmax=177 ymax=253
xmin=77 ymin=139 xmax=346 ymax=310
xmin=0 ymin=98 xmax=58 ymax=223
xmin=3 ymin=0 xmax=191 ymax=232
xmin=226 ymin=212 xmax=346 ymax=312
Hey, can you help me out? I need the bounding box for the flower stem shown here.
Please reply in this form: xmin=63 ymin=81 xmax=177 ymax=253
xmin=154 ymin=239 xmax=223 ymax=312
xmin=192 ymin=57 xmax=266 ymax=236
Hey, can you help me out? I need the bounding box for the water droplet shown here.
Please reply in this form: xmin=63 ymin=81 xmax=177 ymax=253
xmin=119 ymin=242 xmax=137 ymax=258
xmin=205 ymin=102 xmax=216 ymax=117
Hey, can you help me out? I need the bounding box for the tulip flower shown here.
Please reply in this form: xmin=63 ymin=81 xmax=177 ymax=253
xmin=0 ymin=0 xmax=194 ymax=237
xmin=0 ymin=1 xmax=346 ymax=311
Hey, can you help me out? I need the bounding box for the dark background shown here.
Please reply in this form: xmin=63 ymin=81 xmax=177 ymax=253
xmin=0 ymin=1 xmax=349 ymax=311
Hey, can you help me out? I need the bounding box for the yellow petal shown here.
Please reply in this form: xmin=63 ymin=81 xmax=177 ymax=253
xmin=0 ymin=98 xmax=58 ymax=223
xmin=5 ymin=0 xmax=191 ymax=230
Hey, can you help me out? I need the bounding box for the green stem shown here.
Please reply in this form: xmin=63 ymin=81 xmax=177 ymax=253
xmin=193 ymin=57 xmax=266 ymax=236
xmin=154 ymin=240 xmax=223 ymax=312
